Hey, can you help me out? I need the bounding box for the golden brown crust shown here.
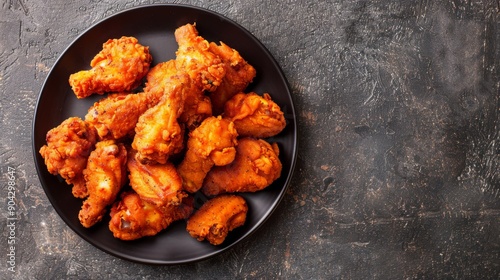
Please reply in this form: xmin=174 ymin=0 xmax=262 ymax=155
xmin=85 ymin=92 xmax=151 ymax=141
xmin=69 ymin=36 xmax=152 ymax=99
xmin=174 ymin=23 xmax=226 ymax=93
xmin=39 ymin=117 xmax=98 ymax=198
xmin=78 ymin=140 xmax=128 ymax=228
xmin=109 ymin=192 xmax=193 ymax=240
xmin=224 ymin=92 xmax=286 ymax=138
xmin=131 ymin=72 xmax=188 ymax=164
xmin=145 ymin=60 xmax=212 ymax=131
xmin=177 ymin=116 xmax=238 ymax=193
xmin=186 ymin=194 xmax=247 ymax=245
xmin=127 ymin=149 xmax=187 ymax=206
xmin=202 ymin=137 xmax=282 ymax=196
xmin=208 ymin=42 xmax=256 ymax=115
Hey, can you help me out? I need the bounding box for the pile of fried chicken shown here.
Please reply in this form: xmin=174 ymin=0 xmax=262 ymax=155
xmin=39 ymin=23 xmax=286 ymax=245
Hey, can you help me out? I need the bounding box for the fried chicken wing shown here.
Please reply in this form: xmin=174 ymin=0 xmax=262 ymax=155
xmin=202 ymin=137 xmax=282 ymax=196
xmin=85 ymin=92 xmax=151 ymax=140
xmin=131 ymin=72 xmax=188 ymax=164
xmin=224 ymin=92 xmax=286 ymax=138
xmin=174 ymin=23 xmax=225 ymax=93
xmin=69 ymin=36 xmax=152 ymax=99
xmin=208 ymin=42 xmax=256 ymax=115
xmin=109 ymin=192 xmax=193 ymax=240
xmin=79 ymin=140 xmax=127 ymax=228
xmin=127 ymin=149 xmax=187 ymax=206
xmin=39 ymin=117 xmax=98 ymax=198
xmin=186 ymin=194 xmax=247 ymax=245
xmin=177 ymin=116 xmax=238 ymax=193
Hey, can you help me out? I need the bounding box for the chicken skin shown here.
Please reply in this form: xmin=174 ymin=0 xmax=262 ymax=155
xmin=39 ymin=117 xmax=98 ymax=198
xmin=109 ymin=192 xmax=193 ymax=240
xmin=143 ymin=60 xmax=179 ymax=106
xmin=223 ymin=92 xmax=286 ymax=138
xmin=208 ymin=42 xmax=256 ymax=115
xmin=186 ymin=194 xmax=247 ymax=245
xmin=131 ymin=71 xmax=188 ymax=164
xmin=85 ymin=92 xmax=151 ymax=141
xmin=177 ymin=116 xmax=238 ymax=193
xmin=145 ymin=60 xmax=211 ymax=130
xmin=174 ymin=23 xmax=226 ymax=93
xmin=202 ymin=138 xmax=282 ymax=196
xmin=79 ymin=140 xmax=127 ymax=228
xmin=69 ymin=36 xmax=152 ymax=99
xmin=127 ymin=149 xmax=187 ymax=206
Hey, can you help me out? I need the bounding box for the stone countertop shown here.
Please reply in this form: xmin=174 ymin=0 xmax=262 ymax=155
xmin=1 ymin=0 xmax=499 ymax=279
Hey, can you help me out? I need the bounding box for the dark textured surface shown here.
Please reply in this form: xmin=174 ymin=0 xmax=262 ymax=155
xmin=1 ymin=0 xmax=499 ymax=279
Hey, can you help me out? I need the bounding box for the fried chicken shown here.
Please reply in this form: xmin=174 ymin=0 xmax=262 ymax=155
xmin=131 ymin=71 xmax=188 ymax=164
xmin=145 ymin=60 xmax=211 ymax=130
xmin=208 ymin=41 xmax=256 ymax=115
xmin=177 ymin=116 xmax=238 ymax=193
xmin=186 ymin=194 xmax=247 ymax=245
xmin=39 ymin=117 xmax=98 ymax=198
xmin=69 ymin=36 xmax=152 ymax=99
xmin=223 ymin=92 xmax=286 ymax=138
xmin=127 ymin=149 xmax=187 ymax=206
xmin=174 ymin=23 xmax=225 ymax=93
xmin=109 ymin=192 xmax=193 ymax=240
xmin=143 ymin=60 xmax=178 ymax=106
xmin=79 ymin=140 xmax=127 ymax=228
xmin=85 ymin=92 xmax=151 ymax=140
xmin=202 ymin=137 xmax=282 ymax=196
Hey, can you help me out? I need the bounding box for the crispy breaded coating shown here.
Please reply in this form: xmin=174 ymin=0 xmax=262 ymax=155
xmin=145 ymin=60 xmax=211 ymax=130
xmin=69 ymin=36 xmax=152 ymax=99
xmin=85 ymin=92 xmax=151 ymax=140
xmin=109 ymin=192 xmax=193 ymax=240
xmin=186 ymin=194 xmax=247 ymax=245
xmin=177 ymin=116 xmax=238 ymax=193
xmin=224 ymin=92 xmax=286 ymax=138
xmin=79 ymin=140 xmax=127 ymax=228
xmin=127 ymin=149 xmax=187 ymax=206
xmin=143 ymin=60 xmax=179 ymax=106
xmin=131 ymin=72 xmax=188 ymax=164
xmin=174 ymin=23 xmax=226 ymax=93
xmin=202 ymin=137 xmax=282 ymax=196
xmin=39 ymin=117 xmax=98 ymax=198
xmin=208 ymin=41 xmax=256 ymax=115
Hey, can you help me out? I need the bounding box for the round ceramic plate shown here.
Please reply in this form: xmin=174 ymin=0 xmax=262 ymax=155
xmin=32 ymin=4 xmax=297 ymax=264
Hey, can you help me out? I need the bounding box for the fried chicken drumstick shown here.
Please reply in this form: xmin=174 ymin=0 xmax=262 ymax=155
xmin=208 ymin=42 xmax=256 ymax=115
xmin=131 ymin=70 xmax=188 ymax=164
xmin=186 ymin=194 xmax=248 ymax=245
xmin=145 ymin=60 xmax=211 ymax=131
xmin=85 ymin=92 xmax=152 ymax=141
xmin=127 ymin=149 xmax=187 ymax=206
xmin=174 ymin=23 xmax=225 ymax=93
xmin=69 ymin=36 xmax=152 ymax=99
xmin=109 ymin=192 xmax=193 ymax=240
xmin=177 ymin=116 xmax=238 ymax=193
xmin=202 ymin=137 xmax=282 ymax=196
xmin=223 ymin=92 xmax=286 ymax=138
xmin=39 ymin=117 xmax=98 ymax=198
xmin=79 ymin=140 xmax=127 ymax=228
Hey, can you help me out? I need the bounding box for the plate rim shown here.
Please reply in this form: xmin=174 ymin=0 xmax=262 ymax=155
xmin=32 ymin=3 xmax=298 ymax=265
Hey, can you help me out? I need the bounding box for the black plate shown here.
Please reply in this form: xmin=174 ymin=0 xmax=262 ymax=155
xmin=32 ymin=4 xmax=297 ymax=264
